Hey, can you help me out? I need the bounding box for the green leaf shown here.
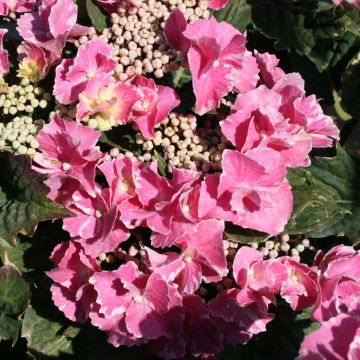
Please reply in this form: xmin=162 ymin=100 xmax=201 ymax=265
xmin=21 ymin=306 xmax=75 ymax=358
xmin=170 ymin=67 xmax=192 ymax=88
xmin=0 ymin=263 xmax=30 ymax=344
xmin=0 ymin=263 xmax=30 ymax=316
xmin=225 ymin=223 xmax=271 ymax=244
xmin=86 ymin=0 xmax=106 ymax=32
xmin=0 ymin=153 xmax=70 ymax=247
xmin=286 ymin=145 xmax=360 ymax=243
xmin=295 ymin=307 xmax=320 ymax=336
xmin=0 ymin=312 xmax=22 ymax=345
xmin=3 ymin=220 xmax=67 ymax=273
xmin=153 ymin=150 xmax=167 ymax=177
xmin=213 ymin=0 xmax=252 ymax=33
xmin=99 ymin=124 xmax=141 ymax=155
xmin=250 ymin=0 xmax=358 ymax=72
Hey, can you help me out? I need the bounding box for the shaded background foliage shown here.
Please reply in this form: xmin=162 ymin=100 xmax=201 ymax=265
xmin=0 ymin=0 xmax=359 ymax=359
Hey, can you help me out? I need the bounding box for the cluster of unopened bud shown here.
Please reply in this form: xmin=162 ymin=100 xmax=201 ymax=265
xmin=135 ymin=112 xmax=230 ymax=173
xmin=104 ymin=147 xmax=138 ymax=162
xmin=0 ymin=78 xmax=50 ymax=117
xmin=76 ymin=0 xmax=210 ymax=80
xmin=0 ymin=115 xmax=43 ymax=156
xmin=250 ymin=234 xmax=315 ymax=262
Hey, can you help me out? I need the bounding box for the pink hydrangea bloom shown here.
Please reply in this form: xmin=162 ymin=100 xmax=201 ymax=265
xmin=98 ymin=157 xmax=139 ymax=206
xmin=17 ymin=42 xmax=58 ymax=81
xmin=146 ymin=286 xmax=186 ymax=359
xmin=95 ymin=0 xmax=120 ymax=13
xmin=0 ymin=0 xmax=35 ymax=15
xmin=54 ymin=39 xmax=117 ymax=105
xmin=144 ymin=219 xmax=227 ymax=294
xmin=209 ymin=288 xmax=274 ymax=345
xmin=199 ymin=149 xmax=293 ymax=235
xmin=221 ymin=86 xmax=313 ymax=168
xmin=96 ymin=0 xmax=141 ymax=13
xmin=181 ymin=294 xmax=223 ymax=357
xmin=47 ymin=240 xmax=100 ymax=322
xmin=33 ymin=114 xmax=103 ymax=196
xmin=165 ymin=12 xmax=259 ymax=115
xmin=130 ymin=76 xmax=180 ymax=139
xmin=292 ymin=95 xmax=340 ymax=148
xmin=119 ymin=162 xmax=201 ymax=248
xmin=46 ymin=175 xmax=129 ymax=257
xmin=254 ymin=51 xmax=285 ymax=88
xmin=76 ymin=75 xmax=140 ymax=128
xmin=89 ymin=261 xmax=175 ymax=345
xmin=277 ymin=256 xmax=317 ymax=311
xmin=333 ymin=0 xmax=360 ymax=7
xmin=208 ymin=246 xmax=288 ymax=344
xmin=312 ymin=245 xmax=360 ymax=323
xmin=184 ymin=17 xmax=259 ymax=115
xmin=164 ymin=8 xmax=190 ymax=57
xmin=298 ymin=310 xmax=360 ymax=360
xmin=17 ymin=0 xmax=89 ymax=55
xmin=0 ymin=29 xmax=9 ymax=76
xmin=208 ymin=0 xmax=229 ymax=10
xmin=272 ymin=74 xmax=340 ymax=148
xmin=233 ymin=246 xmax=287 ymax=302
xmin=148 ymin=293 xmax=224 ymax=359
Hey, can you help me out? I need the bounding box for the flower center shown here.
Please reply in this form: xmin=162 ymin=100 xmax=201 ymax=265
xmin=142 ymin=100 xmax=150 ymax=110
xmin=62 ymin=162 xmax=71 ymax=171
xmin=133 ymin=294 xmax=143 ymax=303
xmin=95 ymin=210 xmax=103 ymax=218
xmin=291 ymin=274 xmax=298 ymax=282
xmin=183 ymin=204 xmax=190 ymax=213
xmin=86 ymin=70 xmax=96 ymax=79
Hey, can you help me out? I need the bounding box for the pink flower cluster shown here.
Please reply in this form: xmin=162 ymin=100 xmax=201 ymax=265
xmin=53 ymin=36 xmax=180 ymax=136
xmin=333 ymin=0 xmax=360 ymax=7
xmin=6 ymin=1 xmax=344 ymax=358
xmin=0 ymin=0 xmax=35 ymax=16
xmin=298 ymin=245 xmax=360 ymax=358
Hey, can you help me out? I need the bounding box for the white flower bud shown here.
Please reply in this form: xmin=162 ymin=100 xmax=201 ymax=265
xmin=17 ymin=145 xmax=28 ymax=155
xmin=30 ymin=139 xmax=39 ymax=148
xmin=27 ymin=148 xmax=36 ymax=156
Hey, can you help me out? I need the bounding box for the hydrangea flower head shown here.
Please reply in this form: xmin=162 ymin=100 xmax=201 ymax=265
xmin=17 ymin=0 xmax=89 ymax=55
xmin=277 ymin=256 xmax=317 ymax=310
xmin=144 ymin=219 xmax=227 ymax=294
xmin=312 ymin=245 xmax=360 ymax=322
xmin=76 ymin=75 xmax=140 ymax=130
xmin=47 ymin=240 xmax=100 ymax=322
xmin=0 ymin=0 xmax=35 ymax=16
xmin=199 ymin=148 xmax=292 ymax=235
xmin=33 ymin=114 xmax=103 ymax=196
xmin=298 ymin=310 xmax=360 ymax=360
xmin=0 ymin=29 xmax=9 ymax=76
xmin=54 ymin=38 xmax=117 ymax=104
xmin=221 ymin=86 xmax=313 ymax=168
xmin=131 ymin=75 xmax=180 ymax=139
xmin=89 ymin=262 xmax=176 ymax=344
xmin=119 ymin=162 xmax=201 ymax=248
xmin=17 ymin=42 xmax=57 ymax=81
xmin=165 ymin=12 xmax=259 ymax=115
